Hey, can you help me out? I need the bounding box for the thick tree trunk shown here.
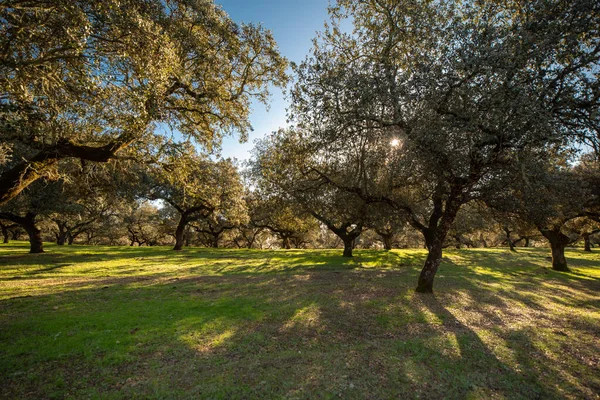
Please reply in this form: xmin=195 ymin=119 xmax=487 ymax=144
xmin=416 ymin=237 xmax=443 ymax=293
xmin=173 ymin=216 xmax=188 ymax=251
xmin=22 ymin=215 xmax=43 ymax=254
xmin=342 ymin=238 xmax=354 ymax=257
xmin=550 ymin=242 xmax=569 ymax=271
xmin=583 ymin=234 xmax=592 ymax=252
xmin=56 ymin=230 xmax=67 ymax=246
xmin=540 ymin=229 xmax=571 ymax=272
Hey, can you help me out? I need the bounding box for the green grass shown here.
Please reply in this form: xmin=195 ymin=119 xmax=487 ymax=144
xmin=1 ymin=242 xmax=599 ymax=399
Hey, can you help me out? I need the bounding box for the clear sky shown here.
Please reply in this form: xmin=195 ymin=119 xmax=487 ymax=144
xmin=215 ymin=0 xmax=332 ymax=161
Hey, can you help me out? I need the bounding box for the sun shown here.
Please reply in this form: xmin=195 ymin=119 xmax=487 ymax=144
xmin=390 ymin=138 xmax=401 ymax=147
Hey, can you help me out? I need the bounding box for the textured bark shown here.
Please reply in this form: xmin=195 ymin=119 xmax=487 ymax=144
xmin=540 ymin=229 xmax=571 ymax=272
xmin=550 ymin=242 xmax=569 ymax=271
xmin=22 ymin=216 xmax=44 ymax=253
xmin=342 ymin=238 xmax=354 ymax=257
xmin=173 ymin=216 xmax=188 ymax=251
xmin=416 ymin=237 xmax=443 ymax=293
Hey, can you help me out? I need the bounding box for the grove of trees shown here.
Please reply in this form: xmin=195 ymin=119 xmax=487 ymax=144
xmin=1 ymin=0 xmax=599 ymax=293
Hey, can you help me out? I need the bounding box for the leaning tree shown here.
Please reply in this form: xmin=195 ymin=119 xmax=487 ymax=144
xmin=289 ymin=0 xmax=600 ymax=292
xmin=0 ymin=0 xmax=287 ymax=206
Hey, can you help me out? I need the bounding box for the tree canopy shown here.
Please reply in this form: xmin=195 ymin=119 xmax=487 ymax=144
xmin=0 ymin=0 xmax=287 ymax=205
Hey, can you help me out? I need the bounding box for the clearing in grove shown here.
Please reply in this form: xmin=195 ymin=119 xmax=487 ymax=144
xmin=0 ymin=243 xmax=599 ymax=399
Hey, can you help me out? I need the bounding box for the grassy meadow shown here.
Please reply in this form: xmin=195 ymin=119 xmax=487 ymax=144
xmin=0 ymin=242 xmax=599 ymax=399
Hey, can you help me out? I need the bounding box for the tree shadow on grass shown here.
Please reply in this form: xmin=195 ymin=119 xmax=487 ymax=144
xmin=2 ymin=257 xmax=599 ymax=399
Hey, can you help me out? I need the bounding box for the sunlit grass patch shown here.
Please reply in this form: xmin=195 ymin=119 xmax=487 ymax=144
xmin=0 ymin=242 xmax=599 ymax=399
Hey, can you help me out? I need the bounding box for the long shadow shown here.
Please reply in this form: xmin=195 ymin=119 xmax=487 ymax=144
xmin=1 ymin=246 xmax=599 ymax=398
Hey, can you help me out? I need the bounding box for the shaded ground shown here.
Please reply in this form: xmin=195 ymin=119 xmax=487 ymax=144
xmin=0 ymin=243 xmax=599 ymax=399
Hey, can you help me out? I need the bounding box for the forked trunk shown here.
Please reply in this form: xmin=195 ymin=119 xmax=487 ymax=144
xmin=504 ymin=228 xmax=516 ymax=252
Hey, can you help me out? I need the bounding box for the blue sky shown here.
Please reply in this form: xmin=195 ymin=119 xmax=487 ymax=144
xmin=215 ymin=0 xmax=332 ymax=161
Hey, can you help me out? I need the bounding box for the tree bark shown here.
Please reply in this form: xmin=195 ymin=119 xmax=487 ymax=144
xmin=67 ymin=233 xmax=74 ymax=245
xmin=56 ymin=225 xmax=67 ymax=245
xmin=0 ymin=212 xmax=43 ymax=253
xmin=173 ymin=215 xmax=189 ymax=251
xmin=504 ymin=227 xmax=516 ymax=252
xmin=583 ymin=234 xmax=592 ymax=252
xmin=416 ymin=235 xmax=443 ymax=293
xmin=342 ymin=238 xmax=354 ymax=257
xmin=550 ymin=242 xmax=569 ymax=271
xmin=23 ymin=215 xmax=43 ymax=253
xmin=540 ymin=229 xmax=571 ymax=272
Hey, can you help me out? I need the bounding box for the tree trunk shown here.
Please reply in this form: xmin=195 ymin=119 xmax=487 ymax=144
xmin=22 ymin=214 xmax=43 ymax=253
xmin=173 ymin=216 xmax=188 ymax=251
xmin=1 ymin=224 xmax=9 ymax=243
xmin=281 ymin=236 xmax=291 ymax=249
xmin=540 ymin=229 xmax=571 ymax=272
xmin=342 ymin=238 xmax=354 ymax=257
xmin=67 ymin=233 xmax=74 ymax=245
xmin=550 ymin=242 xmax=569 ymax=271
xmin=380 ymin=233 xmax=393 ymax=251
xmin=416 ymin=236 xmax=443 ymax=293
xmin=524 ymin=237 xmax=530 ymax=247
xmin=583 ymin=234 xmax=592 ymax=252
xmin=56 ymin=230 xmax=67 ymax=246
xmin=211 ymin=234 xmax=220 ymax=248
xmin=504 ymin=228 xmax=516 ymax=252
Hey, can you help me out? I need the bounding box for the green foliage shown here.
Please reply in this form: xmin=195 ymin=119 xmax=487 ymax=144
xmin=0 ymin=0 xmax=288 ymax=204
